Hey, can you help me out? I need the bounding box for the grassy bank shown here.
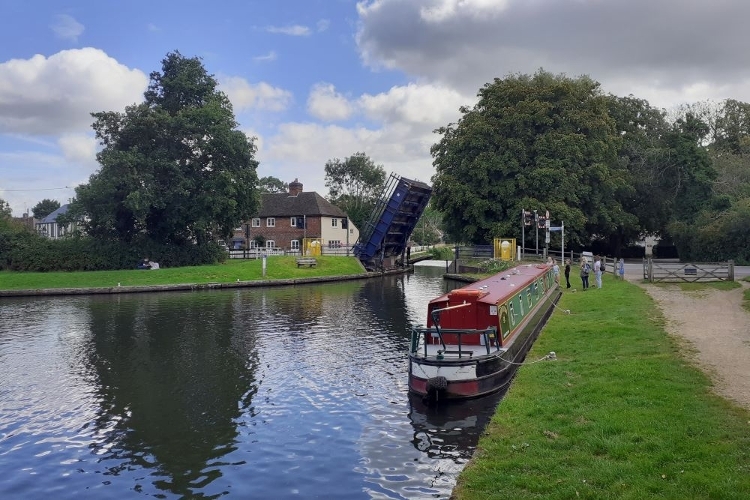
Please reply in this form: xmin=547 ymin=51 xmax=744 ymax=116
xmin=0 ymin=256 xmax=365 ymax=290
xmin=454 ymin=276 xmax=750 ymax=499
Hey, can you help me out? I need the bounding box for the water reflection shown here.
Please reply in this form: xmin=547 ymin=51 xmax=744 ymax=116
xmin=0 ymin=265 xmax=505 ymax=499
xmin=408 ymin=391 xmax=506 ymax=461
xmin=82 ymin=292 xmax=257 ymax=497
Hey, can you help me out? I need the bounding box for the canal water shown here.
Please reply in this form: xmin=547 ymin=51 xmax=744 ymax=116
xmin=0 ymin=264 xmax=506 ymax=499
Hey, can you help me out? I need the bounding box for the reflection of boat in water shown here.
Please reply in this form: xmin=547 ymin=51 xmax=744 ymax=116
xmin=408 ymin=390 xmax=506 ymax=461
xmin=409 ymin=264 xmax=560 ymax=402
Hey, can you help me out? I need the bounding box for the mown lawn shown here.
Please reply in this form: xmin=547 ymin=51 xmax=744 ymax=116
xmin=454 ymin=275 xmax=750 ymax=499
xmin=0 ymin=256 xmax=366 ymax=290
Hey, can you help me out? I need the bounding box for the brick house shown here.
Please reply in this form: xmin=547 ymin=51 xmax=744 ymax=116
xmin=234 ymin=179 xmax=360 ymax=254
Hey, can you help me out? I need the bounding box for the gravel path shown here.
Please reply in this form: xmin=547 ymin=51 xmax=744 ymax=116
xmin=631 ymin=277 xmax=750 ymax=411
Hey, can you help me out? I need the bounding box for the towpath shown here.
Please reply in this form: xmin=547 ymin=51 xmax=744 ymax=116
xmin=627 ymin=275 xmax=750 ymax=411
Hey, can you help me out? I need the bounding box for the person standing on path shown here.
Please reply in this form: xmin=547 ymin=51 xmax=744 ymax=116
xmin=617 ymin=258 xmax=625 ymax=280
xmin=552 ymin=259 xmax=560 ymax=285
xmin=594 ymin=255 xmax=603 ymax=289
xmin=564 ymin=258 xmax=571 ymax=289
xmin=580 ymin=257 xmax=590 ymax=290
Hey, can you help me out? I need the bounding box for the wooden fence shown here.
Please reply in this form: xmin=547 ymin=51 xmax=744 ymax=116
xmin=642 ymin=259 xmax=735 ymax=283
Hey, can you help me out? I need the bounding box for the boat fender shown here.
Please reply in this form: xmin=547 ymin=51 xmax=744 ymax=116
xmin=427 ymin=376 xmax=448 ymax=391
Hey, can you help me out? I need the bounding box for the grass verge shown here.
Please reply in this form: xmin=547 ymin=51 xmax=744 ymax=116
xmin=453 ymin=275 xmax=750 ymax=499
xmin=0 ymin=256 xmax=366 ymax=290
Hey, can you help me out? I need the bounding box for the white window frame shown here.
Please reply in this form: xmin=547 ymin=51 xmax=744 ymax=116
xmin=290 ymin=217 xmax=297 ymax=227
xmin=251 ymin=218 xmax=261 ymax=227
xmin=266 ymin=240 xmax=275 ymax=249
xmin=291 ymin=240 xmax=300 ymax=250
xmin=331 ymin=218 xmax=338 ymax=227
xmin=266 ymin=217 xmax=275 ymax=228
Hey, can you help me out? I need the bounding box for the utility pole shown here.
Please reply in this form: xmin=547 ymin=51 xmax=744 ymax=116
xmin=520 ymin=209 xmax=525 ymax=260
xmin=534 ymin=210 xmax=538 ymax=255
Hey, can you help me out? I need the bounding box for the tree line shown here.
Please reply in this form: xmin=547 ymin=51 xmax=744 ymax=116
xmin=3 ymin=60 xmax=749 ymax=270
xmin=430 ymin=70 xmax=750 ymax=263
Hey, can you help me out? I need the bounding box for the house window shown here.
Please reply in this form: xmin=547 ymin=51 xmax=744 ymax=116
xmin=331 ymin=218 xmax=338 ymax=227
xmin=290 ymin=217 xmax=297 ymax=227
xmin=266 ymin=218 xmax=275 ymax=227
xmin=249 ymin=240 xmax=258 ymax=249
xmin=266 ymin=240 xmax=275 ymax=249
xmin=328 ymin=240 xmax=341 ymax=248
xmin=251 ymin=218 xmax=261 ymax=227
xmin=291 ymin=240 xmax=300 ymax=250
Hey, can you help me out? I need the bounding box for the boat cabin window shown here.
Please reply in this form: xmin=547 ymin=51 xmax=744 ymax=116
xmin=509 ymin=303 xmax=516 ymax=326
xmin=517 ymin=294 xmax=524 ymax=316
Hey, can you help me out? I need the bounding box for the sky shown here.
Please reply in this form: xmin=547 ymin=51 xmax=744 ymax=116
xmin=2 ymin=0 xmax=750 ymax=216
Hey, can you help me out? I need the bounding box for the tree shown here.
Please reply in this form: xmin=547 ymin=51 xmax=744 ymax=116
xmin=75 ymin=51 xmax=259 ymax=244
xmin=605 ymin=95 xmax=672 ymax=252
xmin=411 ymin=203 xmax=443 ymax=245
xmin=431 ymin=70 xmax=628 ymax=246
xmin=259 ymin=176 xmax=288 ymax=194
xmin=324 ymin=152 xmax=386 ymax=232
xmin=31 ymin=199 xmax=61 ymax=219
xmin=0 ymin=198 xmax=11 ymax=219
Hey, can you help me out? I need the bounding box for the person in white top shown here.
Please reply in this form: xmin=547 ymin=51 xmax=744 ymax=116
xmin=594 ymin=256 xmax=602 ymax=288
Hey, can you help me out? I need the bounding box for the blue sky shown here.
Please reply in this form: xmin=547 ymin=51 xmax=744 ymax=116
xmin=3 ymin=0 xmax=750 ymax=215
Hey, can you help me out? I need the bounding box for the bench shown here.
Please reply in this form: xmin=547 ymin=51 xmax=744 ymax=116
xmin=296 ymin=258 xmax=317 ymax=268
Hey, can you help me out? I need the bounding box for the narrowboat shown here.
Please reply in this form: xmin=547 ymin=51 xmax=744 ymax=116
xmin=408 ymin=263 xmax=561 ymax=402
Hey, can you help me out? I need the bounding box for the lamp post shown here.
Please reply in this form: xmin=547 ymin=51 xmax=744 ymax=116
xmin=534 ymin=210 xmax=538 ymax=255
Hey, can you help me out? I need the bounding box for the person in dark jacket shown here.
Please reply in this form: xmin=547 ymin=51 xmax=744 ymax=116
xmin=564 ymin=258 xmax=571 ymax=289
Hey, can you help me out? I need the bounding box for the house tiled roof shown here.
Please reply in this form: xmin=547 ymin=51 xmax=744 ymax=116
xmin=257 ymin=192 xmax=347 ymax=218
xmin=40 ymin=204 xmax=69 ymax=224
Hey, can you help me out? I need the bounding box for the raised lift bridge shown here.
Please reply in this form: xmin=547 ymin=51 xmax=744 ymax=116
xmin=353 ymin=174 xmax=432 ymax=271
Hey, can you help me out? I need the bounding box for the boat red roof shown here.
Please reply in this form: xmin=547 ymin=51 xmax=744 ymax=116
xmin=430 ymin=264 xmax=550 ymax=306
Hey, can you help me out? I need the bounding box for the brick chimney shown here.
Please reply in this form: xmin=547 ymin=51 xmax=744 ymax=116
xmin=288 ymin=178 xmax=303 ymax=196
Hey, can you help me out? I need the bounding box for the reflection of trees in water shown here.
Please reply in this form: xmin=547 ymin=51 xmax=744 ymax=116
xmin=407 ymin=391 xmax=506 ymax=462
xmin=84 ymin=292 xmax=259 ymax=497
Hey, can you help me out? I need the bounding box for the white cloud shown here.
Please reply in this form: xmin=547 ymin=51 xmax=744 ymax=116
xmin=51 ymin=14 xmax=84 ymax=42
xmin=266 ymin=25 xmax=311 ymax=36
xmin=317 ymin=19 xmax=331 ymax=32
xmin=219 ymin=76 xmax=292 ymax=112
xmin=0 ymin=48 xmax=148 ymax=135
xmin=258 ymin=120 xmax=437 ymax=195
xmin=418 ymin=0 xmax=510 ymax=22
xmin=58 ymin=133 xmax=98 ymax=166
xmin=358 ymin=83 xmax=468 ymax=125
xmin=254 ymin=51 xmax=278 ymax=62
xmin=356 ymin=0 xmax=750 ymax=108
xmin=255 ymin=81 xmax=470 ymax=194
xmin=307 ymin=83 xmax=354 ymax=121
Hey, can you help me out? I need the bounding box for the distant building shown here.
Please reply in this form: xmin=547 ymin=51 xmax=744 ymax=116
xmin=36 ymin=204 xmax=77 ymax=239
xmin=12 ymin=212 xmax=37 ymax=232
xmin=232 ymin=179 xmax=359 ymax=254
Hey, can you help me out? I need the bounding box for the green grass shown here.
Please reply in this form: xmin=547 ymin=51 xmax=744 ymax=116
xmin=0 ymin=256 xmax=366 ymax=290
xmin=454 ymin=274 xmax=750 ymax=499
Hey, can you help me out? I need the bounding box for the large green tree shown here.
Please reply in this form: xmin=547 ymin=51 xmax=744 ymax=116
xmin=431 ymin=70 xmax=629 ymax=246
xmin=324 ymin=152 xmax=386 ymax=232
xmin=605 ymin=95 xmax=672 ymax=251
xmin=75 ymin=51 xmax=259 ymax=244
xmin=31 ymin=199 xmax=61 ymax=219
